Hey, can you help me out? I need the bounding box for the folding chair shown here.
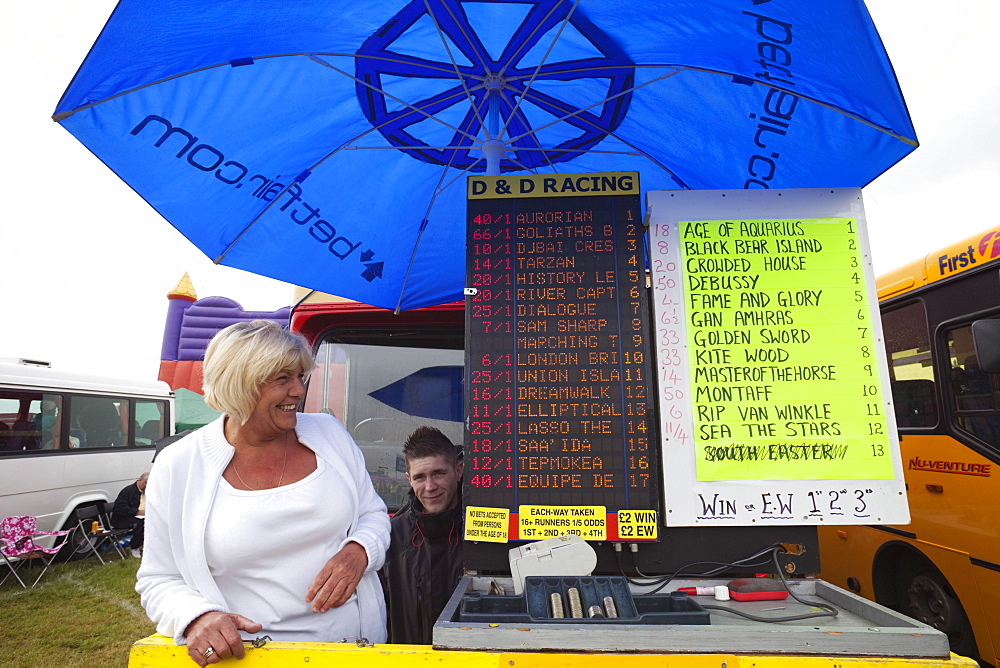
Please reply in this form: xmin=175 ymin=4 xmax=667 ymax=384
xmin=99 ymin=501 xmax=131 ymax=559
xmin=0 ymin=516 xmax=73 ymax=587
xmin=73 ymin=506 xmax=120 ymax=564
xmin=1 ymin=536 xmax=27 ymax=587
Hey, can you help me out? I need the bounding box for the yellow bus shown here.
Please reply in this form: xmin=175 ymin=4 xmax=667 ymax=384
xmin=819 ymin=226 xmax=1000 ymax=666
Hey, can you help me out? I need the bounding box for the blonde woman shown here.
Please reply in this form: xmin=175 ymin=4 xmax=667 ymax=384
xmin=137 ymin=320 xmax=389 ymax=666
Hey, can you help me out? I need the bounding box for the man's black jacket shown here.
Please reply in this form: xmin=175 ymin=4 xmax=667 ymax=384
xmin=381 ymin=489 xmax=463 ymax=645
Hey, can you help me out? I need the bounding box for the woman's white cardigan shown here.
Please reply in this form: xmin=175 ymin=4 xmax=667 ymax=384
xmin=136 ymin=413 xmax=390 ymax=644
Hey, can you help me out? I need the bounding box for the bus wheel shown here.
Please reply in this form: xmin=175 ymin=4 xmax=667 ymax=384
xmin=903 ymin=569 xmax=976 ymax=660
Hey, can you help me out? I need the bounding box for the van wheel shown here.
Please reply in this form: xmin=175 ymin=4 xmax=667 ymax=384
xmin=58 ymin=508 xmax=100 ymax=561
xmin=902 ymin=568 xmax=977 ymax=660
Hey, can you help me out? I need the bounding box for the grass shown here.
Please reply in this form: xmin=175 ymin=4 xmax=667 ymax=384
xmin=0 ymin=555 xmax=155 ymax=668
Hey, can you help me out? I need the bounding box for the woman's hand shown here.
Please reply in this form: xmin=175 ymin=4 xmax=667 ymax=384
xmin=306 ymin=541 xmax=369 ymax=613
xmin=184 ymin=611 xmax=262 ymax=665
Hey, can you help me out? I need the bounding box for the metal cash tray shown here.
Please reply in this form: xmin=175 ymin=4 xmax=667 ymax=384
xmin=435 ymin=576 xmax=951 ymax=657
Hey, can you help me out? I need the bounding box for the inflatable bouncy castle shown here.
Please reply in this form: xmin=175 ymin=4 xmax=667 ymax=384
xmin=158 ymin=273 xmax=291 ymax=430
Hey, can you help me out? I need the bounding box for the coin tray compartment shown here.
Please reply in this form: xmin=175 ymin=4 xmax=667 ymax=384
xmin=457 ymin=575 xmax=709 ymax=625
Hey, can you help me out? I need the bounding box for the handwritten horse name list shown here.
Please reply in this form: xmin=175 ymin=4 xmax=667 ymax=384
xmin=676 ymin=218 xmax=892 ymax=482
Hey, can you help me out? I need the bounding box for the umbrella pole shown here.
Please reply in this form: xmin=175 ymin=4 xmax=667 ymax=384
xmin=484 ymin=89 xmax=504 ymax=176
xmin=483 ymin=140 xmax=504 ymax=176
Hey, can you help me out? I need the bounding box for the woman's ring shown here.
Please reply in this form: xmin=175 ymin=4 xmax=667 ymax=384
xmin=203 ymin=647 xmax=216 ymax=660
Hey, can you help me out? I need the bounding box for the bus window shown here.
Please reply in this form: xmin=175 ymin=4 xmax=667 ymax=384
xmin=71 ymin=396 xmax=128 ymax=448
xmin=135 ymin=399 xmax=168 ymax=446
xmin=947 ymin=323 xmax=1000 ymax=445
xmin=305 ymin=340 xmax=464 ymax=510
xmin=884 ymin=302 xmax=937 ymax=428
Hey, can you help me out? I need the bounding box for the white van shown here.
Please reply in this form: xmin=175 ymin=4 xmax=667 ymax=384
xmin=0 ymin=358 xmax=173 ymax=546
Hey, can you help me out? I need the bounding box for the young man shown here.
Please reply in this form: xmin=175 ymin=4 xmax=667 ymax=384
xmin=112 ymin=472 xmax=148 ymax=558
xmin=382 ymin=427 xmax=463 ymax=645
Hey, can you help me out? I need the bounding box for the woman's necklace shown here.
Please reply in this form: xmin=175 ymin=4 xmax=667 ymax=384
xmin=231 ymin=431 xmax=290 ymax=491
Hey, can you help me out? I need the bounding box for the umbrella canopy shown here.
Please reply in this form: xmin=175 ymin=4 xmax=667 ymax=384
xmin=54 ymin=0 xmax=916 ymax=311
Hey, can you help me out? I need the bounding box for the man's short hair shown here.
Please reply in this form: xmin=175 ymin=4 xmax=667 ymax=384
xmin=403 ymin=426 xmax=458 ymax=469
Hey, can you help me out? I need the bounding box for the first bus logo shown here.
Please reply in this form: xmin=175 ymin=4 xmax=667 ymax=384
xmin=935 ymin=229 xmax=1000 ymax=276
xmin=980 ymin=230 xmax=1000 ymax=260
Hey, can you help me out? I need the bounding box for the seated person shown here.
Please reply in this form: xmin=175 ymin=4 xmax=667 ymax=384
xmin=36 ymin=400 xmax=79 ymax=449
xmin=113 ymin=472 xmax=149 ymax=557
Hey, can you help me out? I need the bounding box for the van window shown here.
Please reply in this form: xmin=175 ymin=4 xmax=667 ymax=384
xmin=305 ymin=340 xmax=464 ymax=510
xmin=135 ymin=399 xmax=168 ymax=446
xmin=71 ymin=396 xmax=128 ymax=449
xmin=0 ymin=391 xmax=44 ymax=452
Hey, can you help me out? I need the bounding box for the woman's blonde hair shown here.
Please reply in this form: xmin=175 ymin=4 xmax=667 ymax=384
xmin=202 ymin=320 xmax=314 ymax=425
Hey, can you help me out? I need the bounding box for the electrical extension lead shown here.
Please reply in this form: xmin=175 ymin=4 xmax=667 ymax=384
xmin=698 ymin=547 xmax=838 ymax=624
xmin=618 ymin=543 xmax=779 ymax=592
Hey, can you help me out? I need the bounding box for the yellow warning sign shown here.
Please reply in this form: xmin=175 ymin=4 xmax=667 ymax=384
xmin=617 ymin=510 xmax=658 ymax=540
xmin=464 ymin=506 xmax=509 ymax=542
xmin=518 ymin=505 xmax=607 ymax=540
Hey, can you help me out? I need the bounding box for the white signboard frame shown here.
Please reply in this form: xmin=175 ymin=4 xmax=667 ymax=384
xmin=647 ymin=188 xmax=909 ymax=527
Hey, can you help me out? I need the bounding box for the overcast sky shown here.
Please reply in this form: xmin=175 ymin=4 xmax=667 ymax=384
xmin=2 ymin=0 xmax=998 ymax=381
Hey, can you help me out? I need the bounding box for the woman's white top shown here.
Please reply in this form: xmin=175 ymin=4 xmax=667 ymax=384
xmin=136 ymin=413 xmax=389 ymax=645
xmin=205 ymin=458 xmax=360 ymax=641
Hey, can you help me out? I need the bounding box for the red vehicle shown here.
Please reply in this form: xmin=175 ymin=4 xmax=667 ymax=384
xmin=291 ymin=293 xmax=464 ymax=510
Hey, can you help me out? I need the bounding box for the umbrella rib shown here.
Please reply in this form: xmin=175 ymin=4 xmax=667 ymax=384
xmin=429 ymin=0 xmax=493 ymax=76
xmin=507 ymin=71 xmax=678 ymax=144
xmin=505 ymin=63 xmax=678 ymax=79
xmin=341 ymin=145 xmax=639 ymax=156
xmin=507 ymin=63 xmax=919 ymax=146
xmin=54 ymin=61 xmax=238 ymax=121
xmin=216 ymin=89 xmax=479 ymax=264
xmin=514 ymin=78 xmax=687 ymax=182
xmin=544 ymin=108 xmax=688 ymax=185
xmin=438 ymin=159 xmax=486 ymax=195
xmin=502 ymin=147 xmax=640 ymax=156
xmin=215 ymin=104 xmax=429 ymax=262
xmin=394 ymin=161 xmax=473 ymax=314
xmin=421 ymin=0 xmax=489 ymax=137
xmin=351 ymin=52 xmax=477 ymax=78
xmin=52 ymin=52 xmax=475 ymax=121
xmin=392 ymin=143 xmax=540 ymax=312
xmin=596 ymin=128 xmax=686 ymax=186
xmin=394 ymin=103 xmax=473 ymax=314
xmin=53 ymin=57 xmax=916 ymax=149
xmin=505 ymin=155 xmax=540 ymax=173
xmin=309 ymin=55 xmax=483 ymax=145
xmin=392 ymin=147 xmax=538 ymax=314
xmin=497 ymin=0 xmax=569 ymax=77
xmin=498 ymin=0 xmax=582 ymax=142
xmin=482 ymin=0 xmax=574 ymax=175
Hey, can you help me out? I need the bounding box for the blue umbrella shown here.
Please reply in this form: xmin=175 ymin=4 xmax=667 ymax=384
xmin=53 ymin=0 xmax=916 ymax=311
